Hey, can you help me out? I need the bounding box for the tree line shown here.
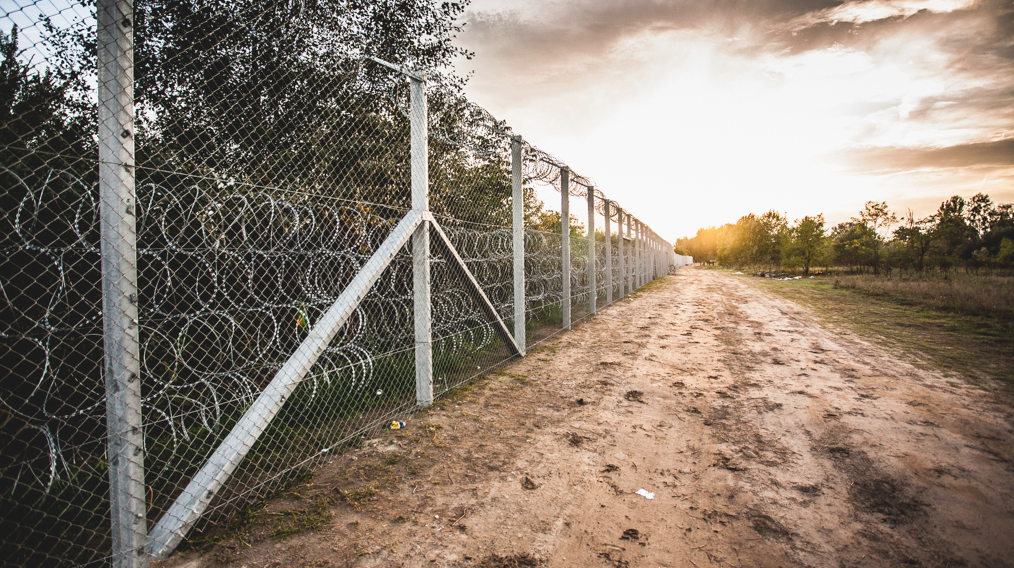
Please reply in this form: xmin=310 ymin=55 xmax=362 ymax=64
xmin=2 ymin=0 xmax=568 ymax=229
xmin=676 ymin=194 xmax=1014 ymax=274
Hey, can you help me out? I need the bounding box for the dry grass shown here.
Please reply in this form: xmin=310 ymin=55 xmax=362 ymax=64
xmin=831 ymin=274 xmax=1014 ymax=319
xmin=734 ymin=270 xmax=1014 ymax=389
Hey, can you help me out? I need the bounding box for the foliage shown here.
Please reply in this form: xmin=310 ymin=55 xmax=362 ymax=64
xmin=528 ymin=209 xmax=586 ymax=237
xmin=781 ymin=215 xmax=828 ymax=275
xmin=716 ymin=211 xmax=785 ymax=267
xmin=682 ymin=194 xmax=1014 ymax=274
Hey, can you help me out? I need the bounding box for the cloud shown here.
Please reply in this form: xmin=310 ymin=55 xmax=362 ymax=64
xmin=453 ymin=0 xmax=1014 ymax=237
xmin=782 ymin=0 xmax=978 ymax=31
xmin=455 ymin=0 xmax=852 ymax=86
xmin=843 ymin=138 xmax=1014 ymax=172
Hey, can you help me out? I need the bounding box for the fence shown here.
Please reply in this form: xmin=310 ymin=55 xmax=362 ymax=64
xmin=0 ymin=1 xmax=679 ymax=566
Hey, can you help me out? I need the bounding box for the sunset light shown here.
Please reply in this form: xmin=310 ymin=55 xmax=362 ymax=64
xmin=455 ymin=0 xmax=1014 ymax=239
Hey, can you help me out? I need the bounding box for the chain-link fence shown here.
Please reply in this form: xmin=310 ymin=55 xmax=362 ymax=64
xmin=0 ymin=1 xmax=680 ymax=566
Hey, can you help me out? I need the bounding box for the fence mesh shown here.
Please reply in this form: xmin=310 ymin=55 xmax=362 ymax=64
xmin=0 ymin=1 xmax=678 ymax=566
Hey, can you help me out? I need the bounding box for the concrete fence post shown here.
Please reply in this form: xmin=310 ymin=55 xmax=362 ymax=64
xmin=650 ymin=232 xmax=655 ymax=279
xmin=604 ymin=201 xmax=612 ymax=305
xmin=655 ymin=233 xmax=659 ymax=279
xmin=411 ymin=73 xmax=432 ymax=407
xmin=97 ymin=1 xmax=147 ymax=566
xmin=638 ymin=222 xmax=643 ymax=286
xmin=616 ymin=207 xmax=624 ymax=299
xmin=653 ymin=233 xmax=658 ymax=279
xmin=511 ymin=136 xmax=525 ymax=355
xmin=636 ymin=219 xmax=641 ymax=288
xmin=620 ymin=214 xmax=628 ymax=292
xmin=587 ymin=187 xmax=596 ymax=315
xmin=642 ymin=224 xmax=647 ymax=284
xmin=560 ymin=167 xmax=571 ymax=330
xmin=634 ymin=220 xmax=640 ymax=288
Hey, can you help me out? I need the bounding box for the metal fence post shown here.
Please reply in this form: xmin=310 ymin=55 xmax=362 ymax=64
xmin=97 ymin=2 xmax=146 ymax=566
xmin=560 ymin=167 xmax=571 ymax=330
xmin=511 ymin=136 xmax=526 ymax=355
xmin=586 ymin=187 xmax=596 ymax=315
xmin=411 ymin=73 xmax=432 ymax=407
xmin=604 ymin=201 xmax=612 ymax=305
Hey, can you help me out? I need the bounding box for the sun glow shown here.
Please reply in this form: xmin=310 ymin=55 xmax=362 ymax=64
xmin=457 ymin=0 xmax=1014 ymax=238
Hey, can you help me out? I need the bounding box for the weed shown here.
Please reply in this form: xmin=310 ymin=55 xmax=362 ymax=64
xmin=829 ymin=273 xmax=1014 ymax=319
xmin=180 ymin=500 xmax=267 ymax=552
xmin=382 ymin=453 xmax=401 ymax=466
xmin=336 ymin=485 xmax=377 ymax=511
xmin=272 ymin=496 xmax=334 ymax=538
xmin=741 ymin=274 xmax=1014 ymax=388
xmin=420 ymin=422 xmax=445 ymax=446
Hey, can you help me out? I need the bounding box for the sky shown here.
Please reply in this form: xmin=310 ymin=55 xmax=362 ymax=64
xmin=450 ymin=0 xmax=1014 ymax=241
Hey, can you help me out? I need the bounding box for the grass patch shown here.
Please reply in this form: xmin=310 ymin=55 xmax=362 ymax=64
xmin=336 ymin=485 xmax=377 ymax=511
xmin=272 ymin=497 xmax=335 ymax=538
xmin=829 ymin=273 xmax=1014 ymax=319
xmin=382 ymin=453 xmax=401 ymax=466
xmin=182 ymin=501 xmax=267 ymax=552
xmin=419 ymin=422 xmax=445 ymax=446
xmin=629 ymin=275 xmax=671 ymax=297
xmin=735 ymin=273 xmax=1014 ymax=388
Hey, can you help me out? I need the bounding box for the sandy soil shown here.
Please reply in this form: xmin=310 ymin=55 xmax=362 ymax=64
xmin=160 ymin=267 xmax=1014 ymax=568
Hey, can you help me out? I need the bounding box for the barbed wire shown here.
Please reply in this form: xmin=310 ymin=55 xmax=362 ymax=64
xmin=0 ymin=1 xmax=676 ymax=565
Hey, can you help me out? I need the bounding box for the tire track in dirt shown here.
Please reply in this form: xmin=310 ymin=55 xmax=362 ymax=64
xmin=159 ymin=268 xmax=1014 ymax=568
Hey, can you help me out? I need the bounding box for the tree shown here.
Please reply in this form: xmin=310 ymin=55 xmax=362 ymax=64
xmin=854 ymin=201 xmax=897 ymax=274
xmin=929 ymin=195 xmax=977 ymax=268
xmin=132 ymin=0 xmax=474 ymax=208
xmin=893 ymin=209 xmax=935 ymax=272
xmin=528 ymin=209 xmax=585 ymax=238
xmin=781 ymin=215 xmax=828 ymax=275
xmin=718 ymin=211 xmax=785 ymax=267
xmin=830 ymin=221 xmax=876 ymax=271
xmin=681 ymin=225 xmax=728 ymax=264
xmin=0 ymin=26 xmax=94 ymax=174
xmin=989 ymin=203 xmax=1014 ymax=233
xmin=966 ymin=193 xmax=994 ymax=238
xmin=998 ymin=238 xmax=1014 ymax=263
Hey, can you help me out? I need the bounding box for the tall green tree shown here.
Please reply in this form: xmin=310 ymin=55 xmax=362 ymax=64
xmin=929 ymin=196 xmax=977 ymax=268
xmin=893 ymin=209 xmax=935 ymax=272
xmin=830 ymin=221 xmax=875 ymax=271
xmin=718 ymin=211 xmax=785 ymax=267
xmin=781 ymin=215 xmax=828 ymax=275
xmin=132 ymin=0 xmax=474 ymax=207
xmin=854 ymin=201 xmax=897 ymax=275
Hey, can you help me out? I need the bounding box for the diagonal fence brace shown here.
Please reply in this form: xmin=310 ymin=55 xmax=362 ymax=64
xmin=147 ymin=210 xmax=424 ymax=559
xmin=427 ymin=214 xmax=523 ymax=358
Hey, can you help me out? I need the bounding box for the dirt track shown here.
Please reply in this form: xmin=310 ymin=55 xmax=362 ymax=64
xmin=163 ymin=268 xmax=1014 ymax=568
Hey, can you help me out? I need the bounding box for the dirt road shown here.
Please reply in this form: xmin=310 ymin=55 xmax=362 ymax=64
xmin=164 ymin=268 xmax=1014 ymax=568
